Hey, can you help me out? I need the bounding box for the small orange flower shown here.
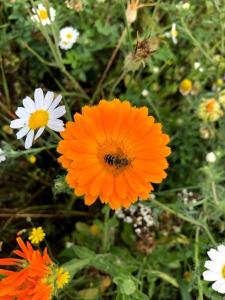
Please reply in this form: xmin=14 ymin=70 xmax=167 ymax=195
xmin=57 ymin=99 xmax=171 ymax=209
xmin=0 ymin=238 xmax=69 ymax=299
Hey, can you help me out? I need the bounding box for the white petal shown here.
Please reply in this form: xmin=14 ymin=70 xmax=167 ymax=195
xmin=203 ymin=270 xmax=222 ymax=281
xmin=23 ymin=97 xmax=36 ymax=113
xmin=205 ymin=260 xmax=223 ymax=272
xmin=218 ymin=283 xmax=225 ymax=294
xmin=16 ymin=126 xmax=30 ymax=139
xmin=15 ymin=107 xmax=30 ymax=119
xmin=34 ymin=88 xmax=44 ymax=109
xmin=10 ymin=119 xmax=26 ymax=129
xmin=48 ymin=120 xmax=64 ymax=132
xmin=212 ymin=279 xmax=225 ymax=292
xmin=49 ymin=106 xmax=66 ymax=119
xmin=25 ymin=130 xmax=34 ymax=149
xmin=217 ymin=245 xmax=225 ymax=256
xmin=34 ymin=127 xmax=45 ymax=140
xmin=48 ymin=95 xmax=62 ymax=112
xmin=208 ymin=249 xmax=221 ymax=261
xmin=43 ymin=91 xmax=54 ymax=110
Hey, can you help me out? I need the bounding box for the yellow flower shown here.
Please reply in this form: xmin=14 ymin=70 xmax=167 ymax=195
xmin=29 ymin=226 xmax=46 ymax=244
xmin=27 ymin=155 xmax=37 ymax=164
xmin=179 ymin=79 xmax=192 ymax=96
xmin=198 ymin=98 xmax=223 ymax=122
xmin=89 ymin=224 xmax=101 ymax=236
xmin=56 ymin=267 xmax=70 ymax=288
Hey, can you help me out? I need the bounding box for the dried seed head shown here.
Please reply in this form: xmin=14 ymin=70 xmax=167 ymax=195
xmin=124 ymin=37 xmax=160 ymax=72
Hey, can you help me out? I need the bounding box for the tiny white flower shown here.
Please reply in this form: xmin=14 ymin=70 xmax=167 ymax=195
xmin=176 ymin=1 xmax=190 ymax=10
xmin=141 ymin=89 xmax=149 ymax=97
xmin=10 ymin=88 xmax=66 ymax=149
xmin=203 ymin=245 xmax=225 ymax=294
xmin=171 ymin=23 xmax=178 ymax=44
xmin=59 ymin=40 xmax=74 ymax=50
xmin=0 ymin=148 xmax=6 ymax=163
xmin=206 ymin=152 xmax=217 ymax=163
xmin=31 ymin=4 xmax=56 ymax=26
xmin=60 ymin=27 xmax=79 ymax=44
xmin=152 ymin=66 xmax=159 ymax=74
xmin=194 ymin=62 xmax=204 ymax=72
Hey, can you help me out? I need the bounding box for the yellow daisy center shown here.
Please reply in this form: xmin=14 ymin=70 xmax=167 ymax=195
xmin=180 ymin=79 xmax=192 ymax=92
xmin=29 ymin=110 xmax=49 ymax=130
xmin=56 ymin=268 xmax=70 ymax=289
xmin=66 ymin=33 xmax=73 ymax=39
xmin=38 ymin=9 xmax=48 ymax=20
xmin=222 ymin=265 xmax=225 ymax=278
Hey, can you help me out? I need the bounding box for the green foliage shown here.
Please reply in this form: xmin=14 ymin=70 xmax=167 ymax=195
xmin=1 ymin=0 xmax=225 ymax=299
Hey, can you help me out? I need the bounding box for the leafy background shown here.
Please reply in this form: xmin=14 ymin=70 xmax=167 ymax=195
xmin=1 ymin=0 xmax=225 ymax=299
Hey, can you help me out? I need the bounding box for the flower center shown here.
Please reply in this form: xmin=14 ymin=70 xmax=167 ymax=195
xmin=38 ymin=9 xmax=48 ymax=20
xmin=66 ymin=33 xmax=73 ymax=39
xmin=98 ymin=142 xmax=132 ymax=175
xmin=222 ymin=265 xmax=225 ymax=278
xmin=29 ymin=110 xmax=49 ymax=130
xmin=206 ymin=99 xmax=216 ymax=113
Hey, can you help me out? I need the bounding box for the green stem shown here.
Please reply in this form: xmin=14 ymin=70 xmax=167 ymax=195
xmin=102 ymin=206 xmax=111 ymax=252
xmin=195 ymin=227 xmax=203 ymax=300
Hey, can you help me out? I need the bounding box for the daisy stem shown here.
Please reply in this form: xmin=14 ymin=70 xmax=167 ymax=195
xmin=195 ymin=226 xmax=203 ymax=300
xmin=0 ymin=55 xmax=10 ymax=108
xmin=46 ymin=128 xmax=62 ymax=142
xmin=102 ymin=205 xmax=111 ymax=253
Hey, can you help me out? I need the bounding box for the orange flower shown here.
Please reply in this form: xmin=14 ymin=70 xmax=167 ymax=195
xmin=0 ymin=238 xmax=69 ymax=299
xmin=57 ymin=99 xmax=171 ymax=209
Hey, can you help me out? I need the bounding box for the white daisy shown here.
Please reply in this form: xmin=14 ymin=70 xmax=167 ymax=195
xmin=31 ymin=4 xmax=56 ymax=26
xmin=206 ymin=152 xmax=217 ymax=163
xmin=59 ymin=27 xmax=79 ymax=50
xmin=10 ymin=88 xmax=66 ymax=149
xmin=203 ymin=245 xmax=225 ymax=294
xmin=0 ymin=148 xmax=6 ymax=163
xmin=141 ymin=89 xmax=149 ymax=97
xmin=171 ymin=23 xmax=178 ymax=44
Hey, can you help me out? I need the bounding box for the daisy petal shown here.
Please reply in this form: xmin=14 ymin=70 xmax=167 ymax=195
xmin=48 ymin=95 xmax=62 ymax=112
xmin=15 ymin=107 xmax=30 ymax=119
xmin=203 ymin=270 xmax=222 ymax=281
xmin=23 ymin=97 xmax=36 ymax=113
xmin=16 ymin=127 xmax=30 ymax=139
xmin=10 ymin=119 xmax=26 ymax=129
xmin=48 ymin=121 xmax=64 ymax=132
xmin=212 ymin=279 xmax=225 ymax=292
xmin=218 ymin=283 xmax=225 ymax=294
xmin=35 ymin=127 xmax=45 ymax=140
xmin=43 ymin=91 xmax=54 ymax=110
xmin=208 ymin=249 xmax=221 ymax=261
xmin=50 ymin=106 xmax=66 ymax=119
xmin=25 ymin=130 xmax=34 ymax=149
xmin=34 ymin=88 xmax=44 ymax=109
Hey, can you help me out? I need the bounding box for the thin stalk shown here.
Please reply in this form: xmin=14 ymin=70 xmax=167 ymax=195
xmin=195 ymin=227 xmax=203 ymax=300
xmin=102 ymin=206 xmax=111 ymax=252
xmin=0 ymin=56 xmax=10 ymax=107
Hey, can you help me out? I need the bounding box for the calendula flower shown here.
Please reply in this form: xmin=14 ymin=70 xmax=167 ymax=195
xmin=179 ymin=79 xmax=193 ymax=96
xmin=0 ymin=148 xmax=6 ymax=163
xmin=0 ymin=238 xmax=70 ymax=299
xmin=31 ymin=3 xmax=56 ymax=25
xmin=198 ymin=98 xmax=223 ymax=122
xmin=29 ymin=226 xmax=46 ymax=244
xmin=206 ymin=152 xmax=217 ymax=163
xmin=57 ymin=99 xmax=170 ymax=209
xmin=203 ymin=245 xmax=225 ymax=294
xmin=59 ymin=27 xmax=79 ymax=50
xmin=10 ymin=88 xmax=65 ymax=149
